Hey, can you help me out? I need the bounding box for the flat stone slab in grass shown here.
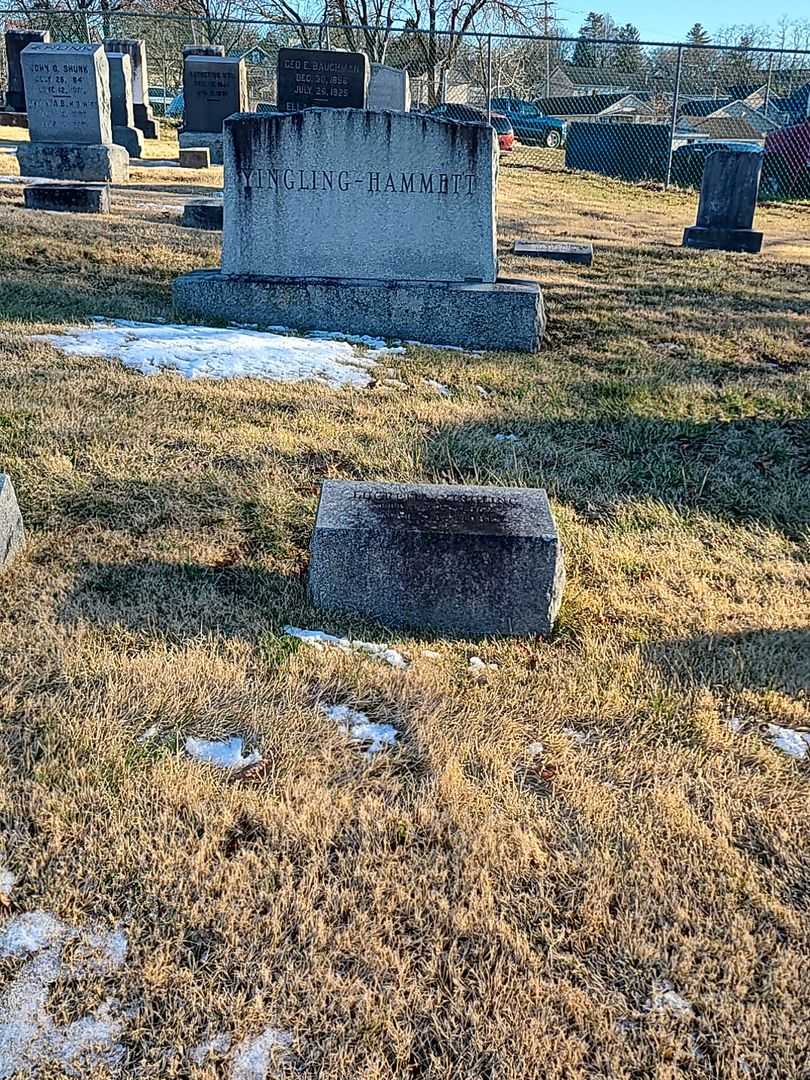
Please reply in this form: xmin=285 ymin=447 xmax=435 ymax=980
xmin=181 ymin=199 xmax=222 ymax=229
xmin=308 ymin=481 xmax=565 ymax=637
xmin=222 ymin=109 xmax=498 ymax=284
xmin=173 ymin=270 xmax=544 ymax=352
xmin=178 ymin=130 xmax=223 ymax=165
xmin=0 ymin=111 xmax=28 ymax=128
xmin=24 ymin=182 xmax=110 ymax=213
xmin=513 ymin=238 xmax=593 ymax=265
xmin=0 ymin=474 xmax=24 ymax=572
xmin=179 ymin=147 xmax=210 ymax=168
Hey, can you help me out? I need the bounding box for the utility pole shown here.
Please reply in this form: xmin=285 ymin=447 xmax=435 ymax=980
xmin=540 ymin=0 xmax=555 ymax=99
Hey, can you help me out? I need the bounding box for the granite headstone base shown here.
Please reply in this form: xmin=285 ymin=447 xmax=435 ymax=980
xmin=173 ymin=271 xmax=545 ymax=352
xmin=0 ymin=473 xmax=24 ymax=572
xmin=308 ymin=480 xmax=565 ymax=638
xmin=24 ymin=183 xmax=110 ymax=213
xmin=682 ymin=226 xmax=763 ymax=254
xmin=0 ymin=111 xmax=28 ymax=128
xmin=179 ymin=130 xmax=222 ymax=164
xmin=16 ymin=143 xmax=129 ymax=183
xmin=513 ymin=238 xmax=594 ymax=266
xmin=113 ymin=124 xmax=144 ymax=158
xmin=181 ymin=199 xmax=222 ymax=229
xmin=133 ymin=103 xmax=160 ymax=139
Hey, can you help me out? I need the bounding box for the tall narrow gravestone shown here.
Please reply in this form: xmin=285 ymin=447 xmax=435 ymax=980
xmin=277 ymin=47 xmax=368 ymax=111
xmin=173 ymin=109 xmax=544 ymax=350
xmin=104 ymin=38 xmax=160 ymax=138
xmin=3 ymin=28 xmax=50 ymax=114
xmin=179 ymin=55 xmax=247 ymax=165
xmin=18 ymin=42 xmax=129 ymax=183
xmin=0 ymin=474 xmax=24 ymax=573
xmin=308 ymin=481 xmax=565 ymax=637
xmin=683 ymin=149 xmax=764 ymax=253
xmin=107 ymin=52 xmax=144 ymax=158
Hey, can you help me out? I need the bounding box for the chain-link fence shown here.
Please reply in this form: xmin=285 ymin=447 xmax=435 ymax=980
xmin=2 ymin=9 xmax=809 ymax=200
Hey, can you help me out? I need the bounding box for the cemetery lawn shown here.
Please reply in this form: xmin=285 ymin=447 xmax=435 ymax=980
xmin=0 ymin=152 xmax=809 ymax=1078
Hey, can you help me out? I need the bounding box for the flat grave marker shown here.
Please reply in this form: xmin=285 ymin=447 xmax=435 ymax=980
xmin=513 ymin=238 xmax=593 ymax=266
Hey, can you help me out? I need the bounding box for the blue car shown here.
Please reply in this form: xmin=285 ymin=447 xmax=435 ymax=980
xmin=490 ymin=97 xmax=567 ymax=148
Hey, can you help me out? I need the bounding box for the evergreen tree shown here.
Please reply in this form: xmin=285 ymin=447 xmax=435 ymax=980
xmin=614 ymin=23 xmax=643 ymax=73
xmin=572 ymin=12 xmax=614 ymax=68
xmin=686 ymin=23 xmax=711 ymax=46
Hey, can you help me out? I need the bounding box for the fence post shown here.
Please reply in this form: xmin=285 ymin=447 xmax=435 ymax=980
xmin=486 ymin=34 xmax=492 ymax=120
xmin=764 ymin=52 xmax=774 ymax=118
xmin=665 ymin=44 xmax=683 ymax=190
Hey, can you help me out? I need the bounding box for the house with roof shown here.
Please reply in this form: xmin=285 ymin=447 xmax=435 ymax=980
xmin=547 ymin=64 xmax=653 ymax=98
xmin=536 ymin=92 xmax=659 ymax=125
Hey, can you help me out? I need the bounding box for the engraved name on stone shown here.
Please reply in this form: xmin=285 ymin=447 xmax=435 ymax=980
xmin=236 ymin=167 xmax=476 ymax=196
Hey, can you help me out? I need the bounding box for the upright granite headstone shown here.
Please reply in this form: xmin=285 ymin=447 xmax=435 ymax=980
xmin=683 ymin=149 xmax=764 ymax=253
xmin=179 ymin=55 xmax=247 ymax=164
xmin=18 ymin=42 xmax=128 ymax=182
xmin=277 ymin=47 xmax=368 ymax=111
xmin=4 ymin=28 xmax=50 ymax=114
xmin=107 ymin=52 xmax=144 ymax=158
xmin=182 ymin=44 xmax=225 ymax=58
xmin=307 ymin=481 xmax=565 ymax=637
xmin=104 ymin=38 xmax=160 ymax=138
xmin=173 ymin=109 xmax=544 ymax=351
xmin=367 ymin=63 xmax=410 ymax=111
xmin=0 ymin=473 xmax=24 ymax=572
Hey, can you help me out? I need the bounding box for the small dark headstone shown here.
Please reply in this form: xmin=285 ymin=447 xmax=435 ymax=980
xmin=183 ymin=44 xmax=226 ymax=58
xmin=24 ymin=183 xmax=110 ymax=214
xmin=513 ymin=238 xmax=593 ymax=266
xmin=0 ymin=473 xmax=24 ymax=572
xmin=4 ymin=29 xmax=50 ymax=113
xmin=179 ymin=147 xmax=211 ymax=169
xmin=308 ymin=481 xmax=565 ymax=637
xmin=683 ymin=150 xmax=763 ymax=253
xmin=276 ymin=47 xmax=369 ymax=112
xmin=181 ymin=199 xmax=223 ymax=230
xmin=0 ymin=111 xmax=27 ymax=128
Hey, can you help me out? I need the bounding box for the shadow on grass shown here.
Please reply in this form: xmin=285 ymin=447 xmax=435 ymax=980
xmin=0 ymin=274 xmax=172 ymax=322
xmin=60 ymin=559 xmax=307 ymax=644
xmin=426 ymin=416 xmax=810 ymax=538
xmin=647 ymin=628 xmax=809 ymax=698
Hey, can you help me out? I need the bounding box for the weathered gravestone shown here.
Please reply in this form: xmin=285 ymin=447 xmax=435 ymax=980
xmin=0 ymin=474 xmax=24 ymax=573
xmin=18 ymin=42 xmax=129 ymax=183
xmin=308 ymin=481 xmax=565 ymax=637
xmin=107 ymin=52 xmax=144 ymax=158
xmin=179 ymin=146 xmax=210 ymax=168
xmin=181 ymin=198 xmax=223 ymax=229
xmin=179 ymin=55 xmax=247 ymax=164
xmin=367 ymin=63 xmax=410 ymax=111
xmin=3 ymin=28 xmax=49 ymax=115
xmin=104 ymin=38 xmax=160 ymax=138
xmin=173 ymin=109 xmax=544 ymax=350
xmin=24 ymin=182 xmax=110 ymax=213
xmin=277 ymin=47 xmax=368 ymax=111
xmin=683 ymin=149 xmax=763 ymax=253
xmin=513 ymin=238 xmax=593 ymax=266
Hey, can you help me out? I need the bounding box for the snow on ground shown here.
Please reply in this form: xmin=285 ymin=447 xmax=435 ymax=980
xmin=230 ymin=1028 xmax=293 ymax=1080
xmin=0 ymin=911 xmax=127 ymax=1078
xmin=33 ymin=320 xmax=389 ymax=388
xmin=321 ymin=704 xmax=398 ymax=755
xmin=494 ymin=433 xmax=521 ymax=443
xmin=190 ymin=1033 xmax=232 ymax=1065
xmin=767 ymin=724 xmax=810 ymax=759
xmin=469 ymin=656 xmax=498 ymax=673
xmin=645 ymin=979 xmax=694 ymax=1019
xmin=0 ymin=868 xmax=16 ymax=899
xmin=185 ymin=736 xmax=261 ymax=770
xmin=423 ymin=378 xmax=452 ymax=397
xmin=284 ymin=626 xmax=408 ymax=669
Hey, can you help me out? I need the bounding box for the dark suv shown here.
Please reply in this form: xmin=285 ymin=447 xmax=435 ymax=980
xmin=489 ymin=98 xmax=567 ymax=148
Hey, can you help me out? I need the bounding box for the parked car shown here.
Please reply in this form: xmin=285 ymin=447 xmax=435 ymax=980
xmin=762 ymin=119 xmax=810 ymax=198
xmin=147 ymin=86 xmax=177 ymax=118
xmin=670 ymin=139 xmax=762 ymax=188
xmin=489 ymin=97 xmax=567 ymax=148
xmin=427 ymin=103 xmax=514 ymax=151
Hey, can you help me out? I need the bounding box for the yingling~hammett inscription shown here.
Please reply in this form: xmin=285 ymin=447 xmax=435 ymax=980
xmin=236 ymin=168 xmax=477 ymax=195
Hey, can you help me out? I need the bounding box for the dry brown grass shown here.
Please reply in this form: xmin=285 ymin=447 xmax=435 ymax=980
xmin=0 ymin=133 xmax=808 ymax=1079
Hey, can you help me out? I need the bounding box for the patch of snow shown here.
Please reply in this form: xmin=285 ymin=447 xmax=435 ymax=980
xmin=185 ymin=736 xmax=261 ymax=771
xmin=0 ymin=869 xmax=16 ymax=899
xmin=526 ymin=741 xmax=544 ymax=759
xmin=284 ymin=626 xmax=408 ymax=669
xmin=725 ymin=716 xmax=743 ymax=734
xmin=421 ymin=649 xmax=441 ymax=660
xmin=405 ymin=340 xmax=482 ymax=356
xmin=321 ymin=704 xmax=398 ymax=755
xmin=190 ymin=1033 xmax=232 ymax=1065
xmin=307 ymin=329 xmax=405 ymax=355
xmin=469 ymin=656 xmax=498 ymax=673
xmin=562 ymin=726 xmax=593 ymax=746
xmin=646 ymin=979 xmax=694 ymax=1019
xmin=33 ymin=320 xmax=382 ymax=388
xmin=229 ymin=1028 xmax=293 ymax=1080
xmin=379 ymin=378 xmax=409 ymax=390
xmin=475 ymin=385 xmax=491 ymax=398
xmin=494 ymin=433 xmax=521 ymax=443
xmin=423 ymin=378 xmax=451 ymax=397
xmin=0 ymin=912 xmax=127 ymax=1078
xmin=767 ymin=724 xmax=810 ymax=759
xmin=137 ymin=724 xmax=159 ymax=742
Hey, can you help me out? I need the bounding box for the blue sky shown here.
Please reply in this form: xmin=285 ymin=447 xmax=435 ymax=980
xmin=557 ymin=2 xmax=803 ymax=44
